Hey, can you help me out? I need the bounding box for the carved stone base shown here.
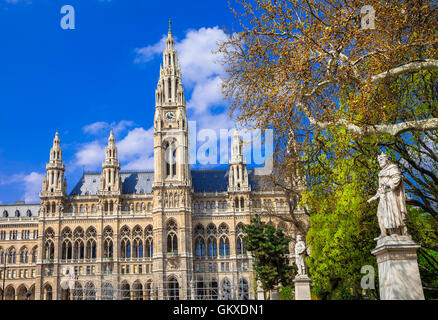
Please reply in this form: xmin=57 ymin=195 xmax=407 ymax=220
xmin=371 ymin=234 xmax=425 ymax=300
xmin=293 ymin=275 xmax=312 ymax=300
xmin=256 ymin=281 xmax=265 ymax=300
xmin=269 ymin=285 xmax=279 ymax=300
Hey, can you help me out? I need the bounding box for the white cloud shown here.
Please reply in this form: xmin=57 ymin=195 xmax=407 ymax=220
xmin=117 ymin=127 xmax=154 ymax=163
xmin=83 ymin=120 xmax=135 ymax=136
xmin=134 ymin=35 xmax=167 ymax=64
xmin=73 ymin=124 xmax=155 ymax=171
xmin=74 ymin=141 xmax=106 ymax=169
xmin=0 ymin=172 xmax=43 ymax=204
xmin=175 ymin=27 xmax=227 ymax=86
xmin=23 ymin=172 xmax=43 ymax=203
xmin=83 ymin=121 xmax=109 ymax=135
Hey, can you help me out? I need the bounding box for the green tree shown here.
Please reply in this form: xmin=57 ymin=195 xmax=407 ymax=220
xmin=243 ymin=215 xmax=293 ymax=292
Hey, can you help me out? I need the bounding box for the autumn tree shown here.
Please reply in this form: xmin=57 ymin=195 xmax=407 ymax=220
xmin=219 ymin=0 xmax=438 ymax=298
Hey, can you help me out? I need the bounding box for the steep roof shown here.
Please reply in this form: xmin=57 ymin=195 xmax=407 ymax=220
xmin=70 ymin=169 xmax=275 ymax=196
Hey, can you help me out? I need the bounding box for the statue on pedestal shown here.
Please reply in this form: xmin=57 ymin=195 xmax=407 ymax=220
xmin=294 ymin=235 xmax=309 ymax=276
xmin=367 ymin=153 xmax=408 ymax=238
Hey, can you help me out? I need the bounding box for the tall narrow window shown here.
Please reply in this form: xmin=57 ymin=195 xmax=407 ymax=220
xmin=172 ymin=150 xmax=177 ymax=177
xmin=168 ymin=78 xmax=172 ymax=100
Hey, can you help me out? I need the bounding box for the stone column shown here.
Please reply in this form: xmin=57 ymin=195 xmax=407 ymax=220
xmin=293 ymin=275 xmax=312 ymax=300
xmin=371 ymin=235 xmax=424 ymax=300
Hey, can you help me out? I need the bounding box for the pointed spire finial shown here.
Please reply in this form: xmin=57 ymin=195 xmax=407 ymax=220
xmin=168 ymin=18 xmax=172 ymax=34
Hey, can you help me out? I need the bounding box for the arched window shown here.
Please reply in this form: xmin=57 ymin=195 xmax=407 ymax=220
xmin=136 ymin=203 xmax=140 ymax=212
xmin=86 ymin=239 xmax=97 ymax=259
xmin=44 ymin=228 xmax=55 ymax=260
xmin=133 ymin=238 xmax=143 ymax=258
xmin=166 ymin=220 xmax=178 ymax=254
xmin=2 ymin=210 xmax=8 ymax=218
xmin=62 ymin=240 xmax=72 ymax=260
xmin=237 ymin=236 xmax=246 ymax=255
xmin=61 ymin=228 xmax=72 ymax=260
xmin=101 ymin=282 xmax=113 ymax=300
xmin=73 ymin=228 xmax=85 ymax=260
xmin=26 ymin=209 xmax=32 ymax=217
xmin=238 ymin=278 xmax=249 ymax=300
xmin=240 ymin=197 xmax=245 ymax=209
xmin=15 ymin=210 xmax=20 ymax=217
xmin=20 ymin=247 xmax=29 ymax=263
xmin=168 ymin=277 xmax=179 ymax=300
xmin=121 ymin=282 xmax=130 ymax=300
xmin=121 ymin=238 xmax=131 ymax=259
xmin=220 ymin=278 xmax=232 ymax=300
xmin=73 ymin=240 xmax=85 ymax=260
xmin=207 ymin=237 xmax=217 ymax=258
xmin=145 ymin=237 xmax=153 ymax=257
xmin=195 ymin=237 xmax=205 ymax=257
xmin=31 ymin=246 xmax=37 ymax=263
xmin=104 ymin=238 xmax=113 ymax=258
xmin=235 ymin=198 xmax=239 ymax=208
xmin=103 ymin=226 xmax=113 ymax=258
xmin=219 ymin=236 xmax=230 ymax=257
xmin=85 ymin=282 xmax=96 ymax=300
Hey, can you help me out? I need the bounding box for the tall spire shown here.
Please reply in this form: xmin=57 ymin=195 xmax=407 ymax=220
xmin=155 ymin=20 xmax=186 ymax=107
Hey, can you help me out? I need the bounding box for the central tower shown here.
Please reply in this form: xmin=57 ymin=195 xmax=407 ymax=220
xmin=152 ymin=21 xmax=193 ymax=300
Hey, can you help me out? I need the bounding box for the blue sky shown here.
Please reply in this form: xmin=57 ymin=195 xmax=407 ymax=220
xmin=0 ymin=0 xmax=247 ymax=204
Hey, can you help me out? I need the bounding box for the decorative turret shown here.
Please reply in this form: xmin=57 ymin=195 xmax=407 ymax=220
xmin=41 ymin=131 xmax=67 ymax=196
xmin=228 ymin=130 xmax=250 ymax=192
xmin=99 ymin=130 xmax=121 ymax=194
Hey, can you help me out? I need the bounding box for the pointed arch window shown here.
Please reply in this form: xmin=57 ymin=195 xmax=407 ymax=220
xmin=195 ymin=237 xmax=205 ymax=257
xmin=207 ymin=237 xmax=217 ymax=258
xmin=145 ymin=238 xmax=153 ymax=258
xmin=166 ymin=220 xmax=178 ymax=254
xmin=219 ymin=236 xmax=230 ymax=257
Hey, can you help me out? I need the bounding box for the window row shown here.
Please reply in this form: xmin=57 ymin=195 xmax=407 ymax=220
xmin=0 ymin=246 xmax=38 ymax=264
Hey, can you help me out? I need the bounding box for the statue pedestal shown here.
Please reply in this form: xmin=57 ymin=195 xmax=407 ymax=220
xmin=371 ymin=235 xmax=424 ymax=300
xmin=269 ymin=285 xmax=279 ymax=300
xmin=293 ymin=275 xmax=312 ymax=300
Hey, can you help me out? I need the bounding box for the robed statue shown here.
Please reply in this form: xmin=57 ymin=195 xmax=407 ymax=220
xmin=368 ymin=153 xmax=408 ymax=238
xmin=294 ymin=235 xmax=309 ymax=276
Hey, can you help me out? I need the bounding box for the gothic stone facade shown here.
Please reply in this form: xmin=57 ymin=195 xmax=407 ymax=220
xmin=0 ymin=26 xmax=307 ymax=300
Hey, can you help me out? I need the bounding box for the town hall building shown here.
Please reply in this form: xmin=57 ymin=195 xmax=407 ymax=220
xmin=0 ymin=24 xmax=307 ymax=300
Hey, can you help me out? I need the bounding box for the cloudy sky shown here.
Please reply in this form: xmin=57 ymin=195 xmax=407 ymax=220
xmin=0 ymin=0 xmax=250 ymax=204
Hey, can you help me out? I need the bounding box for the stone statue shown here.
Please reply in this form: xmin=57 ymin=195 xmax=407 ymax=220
xmin=130 ymin=203 xmax=134 ymax=213
xmin=142 ymin=203 xmax=146 ymax=212
xmin=180 ymin=193 xmax=185 ymax=206
xmin=58 ymin=203 xmax=64 ymax=214
xmin=294 ymin=235 xmax=308 ymax=276
xmin=368 ymin=153 xmax=408 ymax=238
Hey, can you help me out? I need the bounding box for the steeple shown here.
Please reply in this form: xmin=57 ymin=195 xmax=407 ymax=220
xmin=153 ymin=21 xmax=191 ymax=186
xmin=41 ymin=131 xmax=67 ymax=196
xmin=155 ymin=20 xmax=186 ymax=107
xmin=99 ymin=130 xmax=121 ymax=194
xmin=228 ymin=130 xmax=249 ymax=192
